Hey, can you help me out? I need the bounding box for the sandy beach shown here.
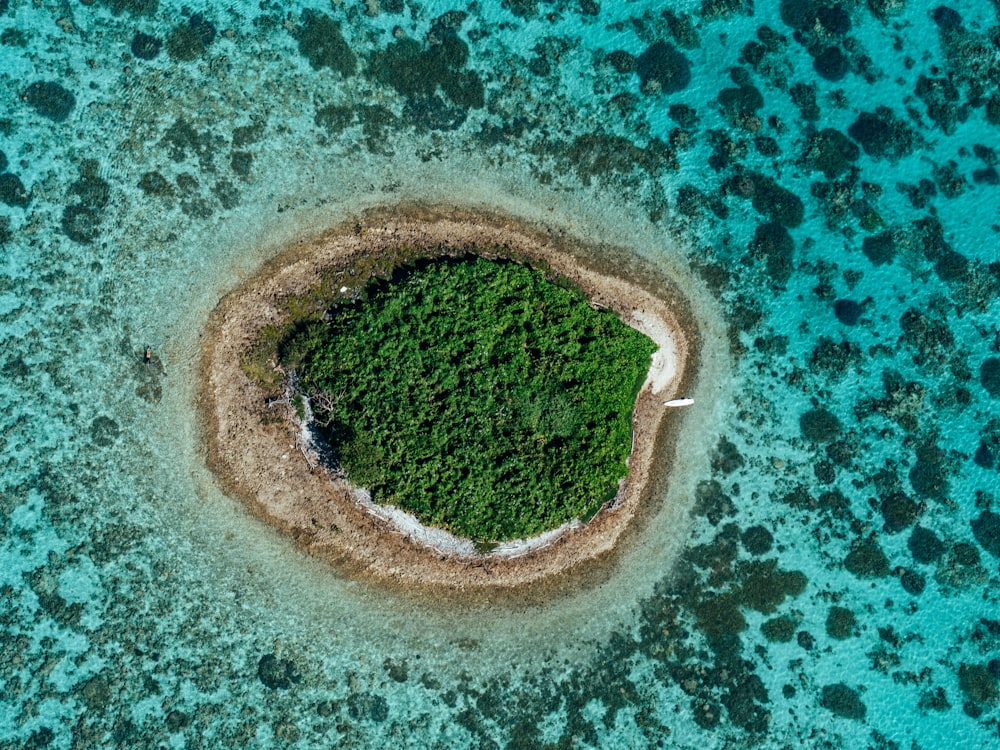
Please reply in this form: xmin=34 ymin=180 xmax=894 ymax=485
xmin=198 ymin=205 xmax=700 ymax=597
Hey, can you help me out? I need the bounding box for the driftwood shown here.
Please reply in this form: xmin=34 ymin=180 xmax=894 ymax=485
xmin=295 ymin=434 xmax=316 ymax=470
xmin=308 ymin=389 xmax=346 ymax=427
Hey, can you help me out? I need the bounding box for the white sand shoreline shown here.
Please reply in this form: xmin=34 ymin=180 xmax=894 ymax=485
xmin=631 ymin=308 xmax=680 ymax=396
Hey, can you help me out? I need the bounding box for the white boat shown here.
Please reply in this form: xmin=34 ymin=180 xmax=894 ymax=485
xmin=663 ymin=398 xmax=694 ymax=408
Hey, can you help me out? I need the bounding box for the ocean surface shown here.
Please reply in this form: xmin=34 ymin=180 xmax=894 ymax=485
xmin=1 ymin=0 xmax=999 ymax=747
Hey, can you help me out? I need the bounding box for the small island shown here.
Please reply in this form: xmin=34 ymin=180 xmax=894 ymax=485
xmin=272 ymin=255 xmax=656 ymax=547
xmin=200 ymin=206 xmax=696 ymax=596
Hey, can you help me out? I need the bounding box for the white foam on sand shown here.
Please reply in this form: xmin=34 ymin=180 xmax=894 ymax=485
xmin=353 ymin=490 xmax=583 ymax=559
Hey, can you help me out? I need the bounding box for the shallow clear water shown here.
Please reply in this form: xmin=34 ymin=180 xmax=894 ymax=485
xmin=1 ymin=1 xmax=999 ymax=747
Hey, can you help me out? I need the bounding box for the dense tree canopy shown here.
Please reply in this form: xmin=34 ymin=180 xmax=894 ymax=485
xmin=280 ymin=255 xmax=656 ymax=543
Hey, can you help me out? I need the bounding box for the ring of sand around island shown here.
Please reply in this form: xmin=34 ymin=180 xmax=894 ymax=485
xmin=199 ymin=205 xmax=700 ymax=596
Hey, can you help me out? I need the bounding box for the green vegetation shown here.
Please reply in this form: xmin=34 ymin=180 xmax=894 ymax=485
xmin=274 ymin=254 xmax=656 ymax=543
xmin=241 ymin=245 xmax=433 ymax=392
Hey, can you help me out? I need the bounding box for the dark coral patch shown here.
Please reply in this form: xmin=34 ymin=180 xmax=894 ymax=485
xmin=779 ymin=0 xmax=818 ymax=31
xmin=314 ymin=104 xmax=354 ymax=134
xmin=800 ymin=408 xmax=841 ymax=442
xmin=731 ymin=172 xmax=804 ymax=227
xmin=165 ymin=14 xmax=216 ymax=62
xmin=369 ymin=34 xmax=482 ymax=111
xmin=718 ymin=69 xmax=763 ymax=119
xmin=403 ymin=94 xmax=468 ymax=132
xmin=916 ymin=75 xmax=966 ymax=136
xmin=899 ymin=307 xmax=954 ymax=370
xmin=971 ymin=510 xmax=1000 ymax=558
xmin=802 ymin=128 xmax=859 ymax=179
xmin=987 ymin=95 xmax=1000 ymax=126
xmin=848 ymin=107 xmax=916 ymax=160
xmin=750 ymin=223 xmax=795 ymax=285
xmin=711 ymin=436 xmax=744 ymax=474
xmin=754 ymin=136 xmax=780 ymax=156
xmin=737 ymin=559 xmax=807 ymax=614
xmin=762 ymin=615 xmax=796 ymax=642
xmin=232 ymin=121 xmax=265 ymax=147
xmin=844 ymin=538 xmax=889 ymax=578
xmin=166 ymin=24 xmax=204 ymax=61
xmin=348 ymin=692 xmax=389 ymax=723
xmin=694 ymin=593 xmax=746 ymax=640
xmin=23 ymin=81 xmax=76 ymax=122
xmin=742 ymin=526 xmax=773 ymax=555
xmin=78 ymin=674 xmax=110 ymax=710
xmin=635 ymin=41 xmax=691 ymax=94
xmin=826 ymin=606 xmax=856 ymax=639
xmin=501 ymin=0 xmax=537 ymax=18
xmin=908 ymin=525 xmax=945 ymax=564
xmin=89 ymin=415 xmax=120 ymax=447
xmin=188 ymin=14 xmax=216 ymax=46
xmin=981 ymin=358 xmax=1000 ymax=397
xmin=861 ymin=231 xmax=895 ymax=265
xmin=932 ymin=5 xmax=963 ymax=30
xmin=101 ymin=0 xmax=158 ymax=16
xmin=130 ymin=32 xmax=162 ymax=60
xmin=61 ymin=161 xmax=111 ymax=244
xmin=958 ymin=663 xmax=999 ymax=705
xmin=818 ymin=5 xmax=851 ymax=35
xmin=833 ymin=299 xmax=862 ymax=325
xmin=933 ymin=249 xmax=968 ymax=282
xmin=0 ymin=173 xmax=29 ymax=207
xmin=230 ymin=151 xmax=253 ymax=177
xmin=813 ymin=46 xmax=849 ymax=81
xmin=138 ymin=171 xmax=174 ymax=197
xmin=564 ymin=134 xmax=672 ymax=185
xmin=69 ymin=162 xmax=110 ymax=210
xmin=669 ymin=104 xmax=698 ymax=128
xmin=164 ymin=710 xmax=190 ymax=731
xmin=161 ymin=118 xmax=218 ymax=166
xmin=717 ymin=83 xmax=763 ymax=116
xmin=790 ymin=81 xmax=820 ymax=120
xmin=693 ymin=479 xmax=736 ymax=526
xmin=607 ymin=50 xmax=636 ymax=74
xmin=213 ymin=179 xmax=240 ymax=210
xmin=370 ymin=39 xmax=431 ymax=96
xmin=782 ymin=2 xmax=851 ymax=36
xmin=257 ymin=654 xmax=301 ymax=690
xmin=954 ymin=542 xmax=979 ymax=566
xmin=973 ymin=440 xmax=997 ymax=469
xmin=974 ymin=432 xmax=997 ymax=469
xmin=821 ymin=683 xmax=866 ymax=720
xmin=61 ymin=205 xmax=101 ymax=244
xmin=813 ymin=461 xmax=835 ymax=484
xmin=297 ymin=11 xmax=356 ymax=75
xmin=880 ymin=492 xmax=919 ymax=533
xmin=935 ymin=543 xmax=986 ymax=589
xmin=899 ymin=568 xmax=925 ymax=595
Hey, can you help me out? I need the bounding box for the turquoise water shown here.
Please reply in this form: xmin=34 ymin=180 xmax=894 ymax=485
xmin=1 ymin=0 xmax=998 ymax=747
